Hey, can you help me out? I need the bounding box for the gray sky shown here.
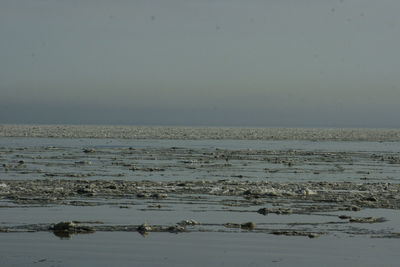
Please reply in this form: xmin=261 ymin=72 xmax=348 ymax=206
xmin=1 ymin=0 xmax=400 ymax=127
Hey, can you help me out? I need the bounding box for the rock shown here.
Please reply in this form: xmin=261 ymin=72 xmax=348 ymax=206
xmin=257 ymin=207 xmax=292 ymax=215
xmin=105 ymin=185 xmax=117 ymax=190
xmin=151 ymin=193 xmax=167 ymax=199
xmin=76 ymin=187 xmax=95 ymax=195
xmin=297 ymin=188 xmax=317 ymax=196
xmin=363 ymin=196 xmax=378 ymax=202
xmin=243 ymin=190 xmax=253 ymax=195
xmin=75 ymin=161 xmax=92 ymax=165
xmin=137 ymin=223 xmax=152 ymax=234
xmin=224 ymin=223 xmax=241 ymax=228
xmin=257 ymin=208 xmax=268 ymax=215
xmin=167 ymin=225 xmax=186 ymax=233
xmin=178 ymin=219 xmax=199 ymax=226
xmin=307 ymin=233 xmax=320 ymax=238
xmin=240 ymin=222 xmax=256 ymax=230
xmin=51 ymin=221 xmax=76 ymax=231
xmin=136 ymin=192 xmax=148 ymax=198
xmin=2 ymin=164 xmax=10 ymax=170
xmin=347 ymin=205 xmax=361 ymax=211
xmin=50 ymin=221 xmax=95 ymax=238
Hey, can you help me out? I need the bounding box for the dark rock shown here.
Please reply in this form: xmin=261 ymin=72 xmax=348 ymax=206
xmin=240 ymin=222 xmax=256 ymax=230
xmin=106 ymin=185 xmax=117 ymax=190
xmin=136 ymin=193 xmax=147 ymax=198
xmin=257 ymin=207 xmax=292 ymax=215
xmin=137 ymin=223 xmax=152 ymax=234
xmin=364 ymin=196 xmax=378 ymax=202
xmin=50 ymin=221 xmax=95 ymax=239
xmin=307 ymin=233 xmax=320 ymax=238
xmin=76 ymin=187 xmax=94 ymax=195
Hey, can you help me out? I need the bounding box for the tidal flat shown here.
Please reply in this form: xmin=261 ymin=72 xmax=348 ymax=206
xmin=1 ymin=125 xmax=400 ymax=266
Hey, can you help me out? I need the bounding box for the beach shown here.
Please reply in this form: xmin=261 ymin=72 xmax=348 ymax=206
xmin=1 ymin=125 xmax=400 ymax=266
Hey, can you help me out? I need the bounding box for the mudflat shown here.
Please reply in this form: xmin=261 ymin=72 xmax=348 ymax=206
xmin=1 ymin=126 xmax=400 ymax=266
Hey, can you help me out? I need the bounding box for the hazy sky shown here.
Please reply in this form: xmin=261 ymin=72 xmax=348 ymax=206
xmin=1 ymin=0 xmax=400 ymax=127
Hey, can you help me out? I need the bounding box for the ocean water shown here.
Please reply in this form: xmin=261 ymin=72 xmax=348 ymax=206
xmin=1 ymin=126 xmax=400 ymax=266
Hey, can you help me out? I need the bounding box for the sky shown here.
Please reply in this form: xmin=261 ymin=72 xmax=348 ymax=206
xmin=1 ymin=0 xmax=400 ymax=127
